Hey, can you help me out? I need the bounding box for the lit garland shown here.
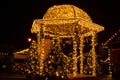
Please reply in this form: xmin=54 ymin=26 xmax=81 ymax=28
xmin=102 ymin=29 xmax=120 ymax=46
xmin=31 ymin=19 xmax=104 ymax=36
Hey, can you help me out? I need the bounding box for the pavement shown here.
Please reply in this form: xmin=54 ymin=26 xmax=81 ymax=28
xmin=99 ymin=74 xmax=120 ymax=80
xmin=0 ymin=72 xmax=26 ymax=80
xmin=0 ymin=72 xmax=120 ymax=80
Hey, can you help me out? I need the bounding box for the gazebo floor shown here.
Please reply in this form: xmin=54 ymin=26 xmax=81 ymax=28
xmin=67 ymin=74 xmax=98 ymax=80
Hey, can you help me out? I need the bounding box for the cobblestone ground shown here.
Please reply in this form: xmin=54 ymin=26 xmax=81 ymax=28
xmin=99 ymin=74 xmax=112 ymax=80
xmin=99 ymin=74 xmax=120 ymax=80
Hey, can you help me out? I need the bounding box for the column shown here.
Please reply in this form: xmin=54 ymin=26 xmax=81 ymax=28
xmin=79 ymin=35 xmax=84 ymax=74
xmin=72 ymin=24 xmax=79 ymax=77
xmin=91 ymin=32 xmax=96 ymax=76
xmin=72 ymin=36 xmax=78 ymax=77
xmin=37 ymin=24 xmax=45 ymax=75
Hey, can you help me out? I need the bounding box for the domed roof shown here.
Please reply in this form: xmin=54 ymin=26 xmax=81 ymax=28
xmin=31 ymin=4 xmax=104 ymax=35
xmin=43 ymin=4 xmax=92 ymax=22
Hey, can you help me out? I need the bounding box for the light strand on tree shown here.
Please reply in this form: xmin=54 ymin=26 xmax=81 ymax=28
xmin=40 ymin=38 xmax=45 ymax=75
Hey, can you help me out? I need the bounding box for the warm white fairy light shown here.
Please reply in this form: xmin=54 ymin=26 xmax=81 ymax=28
xmin=79 ymin=35 xmax=84 ymax=74
xmin=30 ymin=4 xmax=104 ymax=77
xmin=108 ymin=49 xmax=112 ymax=74
xmin=36 ymin=24 xmax=45 ymax=75
xmin=56 ymin=71 xmax=59 ymax=76
xmin=91 ymin=32 xmax=96 ymax=76
xmin=102 ymin=29 xmax=120 ymax=46
xmin=28 ymin=38 xmax=32 ymax=42
xmin=72 ymin=31 xmax=78 ymax=77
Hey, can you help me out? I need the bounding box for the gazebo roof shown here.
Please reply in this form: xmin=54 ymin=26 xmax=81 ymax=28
xmin=42 ymin=4 xmax=92 ymax=21
xmin=31 ymin=4 xmax=104 ymax=36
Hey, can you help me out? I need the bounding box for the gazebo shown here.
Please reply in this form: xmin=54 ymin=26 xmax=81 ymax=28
xmin=31 ymin=4 xmax=104 ymax=77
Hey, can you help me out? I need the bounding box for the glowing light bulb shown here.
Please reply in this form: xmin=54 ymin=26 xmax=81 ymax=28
xmin=28 ymin=38 xmax=32 ymax=42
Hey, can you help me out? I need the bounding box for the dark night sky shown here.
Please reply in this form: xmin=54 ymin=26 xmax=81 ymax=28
xmin=0 ymin=0 xmax=120 ymax=50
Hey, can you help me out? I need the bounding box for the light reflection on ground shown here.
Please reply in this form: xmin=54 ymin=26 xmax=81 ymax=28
xmin=99 ymin=74 xmax=120 ymax=80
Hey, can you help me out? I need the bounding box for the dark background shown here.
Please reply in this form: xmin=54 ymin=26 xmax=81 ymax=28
xmin=0 ymin=0 xmax=120 ymax=50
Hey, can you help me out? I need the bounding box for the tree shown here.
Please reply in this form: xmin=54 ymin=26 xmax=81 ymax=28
xmin=43 ymin=39 xmax=68 ymax=79
xmin=25 ymin=40 xmax=40 ymax=75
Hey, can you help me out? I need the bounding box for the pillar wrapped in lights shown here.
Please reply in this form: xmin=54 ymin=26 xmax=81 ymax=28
xmin=72 ymin=38 xmax=77 ymax=77
xmin=79 ymin=35 xmax=84 ymax=74
xmin=37 ymin=24 xmax=45 ymax=75
xmin=31 ymin=4 xmax=104 ymax=77
xmin=91 ymin=32 xmax=97 ymax=76
xmin=72 ymin=24 xmax=79 ymax=77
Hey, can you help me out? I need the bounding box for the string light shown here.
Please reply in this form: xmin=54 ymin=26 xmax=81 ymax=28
xmin=31 ymin=4 xmax=104 ymax=77
xmin=102 ymin=29 xmax=120 ymax=46
xmin=91 ymin=32 xmax=97 ymax=76
xmin=79 ymin=35 xmax=84 ymax=74
xmin=108 ymin=49 xmax=112 ymax=74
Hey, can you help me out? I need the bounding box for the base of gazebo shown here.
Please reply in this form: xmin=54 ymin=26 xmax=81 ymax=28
xmin=43 ymin=74 xmax=99 ymax=80
xmin=26 ymin=74 xmax=99 ymax=80
xmin=67 ymin=74 xmax=98 ymax=80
